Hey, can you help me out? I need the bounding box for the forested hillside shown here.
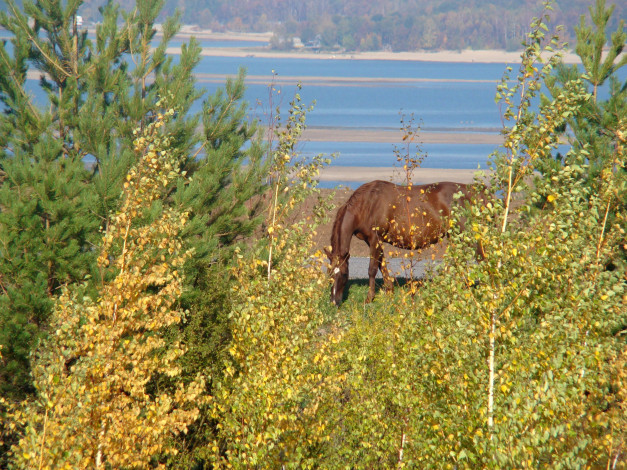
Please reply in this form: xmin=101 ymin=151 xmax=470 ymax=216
xmin=71 ymin=0 xmax=627 ymax=51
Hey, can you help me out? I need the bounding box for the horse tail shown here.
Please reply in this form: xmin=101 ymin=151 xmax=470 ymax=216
xmin=330 ymin=203 xmax=349 ymax=255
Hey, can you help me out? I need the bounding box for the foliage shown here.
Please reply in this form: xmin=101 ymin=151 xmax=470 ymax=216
xmin=202 ymin=2 xmax=626 ymax=467
xmin=544 ymin=0 xmax=627 ymax=186
xmin=207 ymin=90 xmax=341 ymax=468
xmin=572 ymin=0 xmax=626 ymax=101
xmin=5 ymin=111 xmax=205 ymax=469
xmin=0 ymin=0 xmax=267 ymax=402
xmin=540 ymin=0 xmax=627 ymax=288
xmin=0 ymin=137 xmax=98 ymax=398
xmin=314 ymin=3 xmax=626 ymax=467
xmin=0 ymin=0 xmax=624 ymax=467
xmin=0 ymin=0 xmax=102 ymax=398
xmin=176 ymin=71 xmax=267 ymax=276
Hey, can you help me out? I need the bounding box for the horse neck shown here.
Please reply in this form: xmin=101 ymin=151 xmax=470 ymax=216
xmin=331 ymin=204 xmax=354 ymax=259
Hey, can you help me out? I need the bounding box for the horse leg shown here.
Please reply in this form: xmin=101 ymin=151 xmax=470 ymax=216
xmin=366 ymin=249 xmax=379 ymax=303
xmin=380 ymin=253 xmax=395 ymax=292
xmin=366 ymin=240 xmax=393 ymax=302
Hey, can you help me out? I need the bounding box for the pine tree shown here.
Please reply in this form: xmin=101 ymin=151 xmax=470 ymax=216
xmin=542 ymin=0 xmax=626 ymax=177
xmin=0 ymin=135 xmax=97 ymax=398
xmin=574 ymin=0 xmax=626 ymax=103
xmin=0 ymin=0 xmax=268 ymax=400
xmin=541 ymin=0 xmax=626 ymax=268
xmin=0 ymin=0 xmax=100 ymax=395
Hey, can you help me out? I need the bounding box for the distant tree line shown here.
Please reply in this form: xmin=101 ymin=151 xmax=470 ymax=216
xmin=69 ymin=0 xmax=627 ymax=51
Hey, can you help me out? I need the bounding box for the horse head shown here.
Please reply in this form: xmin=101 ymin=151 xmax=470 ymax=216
xmin=326 ymin=247 xmax=349 ymax=306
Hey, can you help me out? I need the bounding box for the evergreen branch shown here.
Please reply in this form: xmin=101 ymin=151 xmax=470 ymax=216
xmin=0 ymin=36 xmax=41 ymax=120
xmin=8 ymin=2 xmax=71 ymax=82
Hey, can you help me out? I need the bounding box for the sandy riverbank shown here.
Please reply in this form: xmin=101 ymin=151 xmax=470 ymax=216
xmin=317 ymin=166 xmax=490 ymax=184
xmin=190 ymin=46 xmax=583 ymax=65
xmin=302 ymin=128 xmax=502 ymax=144
xmin=170 ymin=28 xmax=584 ymax=64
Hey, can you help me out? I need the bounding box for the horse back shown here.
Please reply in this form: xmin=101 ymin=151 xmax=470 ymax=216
xmin=349 ymin=179 xmax=468 ymax=216
xmin=344 ymin=180 xmax=473 ymax=249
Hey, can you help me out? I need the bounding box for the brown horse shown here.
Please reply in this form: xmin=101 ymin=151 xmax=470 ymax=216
xmin=326 ymin=180 xmax=480 ymax=306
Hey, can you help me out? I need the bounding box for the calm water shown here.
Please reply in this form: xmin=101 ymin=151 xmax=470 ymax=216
xmin=239 ymin=80 xmax=502 ymax=129
xmin=192 ymin=53 xmax=508 ymax=131
xmin=15 ymin=35 xmax=625 ymax=184
xmin=192 ymin=54 xmax=511 ymax=183
xmin=187 ymin=49 xmax=510 ymax=177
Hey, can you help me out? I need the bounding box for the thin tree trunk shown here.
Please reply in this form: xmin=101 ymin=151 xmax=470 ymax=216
xmin=95 ymin=421 xmax=106 ymax=468
xmin=397 ymin=431 xmax=406 ymax=467
xmin=487 ymin=312 xmax=496 ymax=432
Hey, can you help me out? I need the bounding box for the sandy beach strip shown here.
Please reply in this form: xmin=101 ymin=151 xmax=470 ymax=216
xmin=184 ymin=47 xmax=583 ymax=65
xmin=302 ymin=127 xmax=503 ymax=145
xmin=318 ymin=166 xmax=490 ymax=184
xmin=194 ymin=72 xmax=502 ymax=86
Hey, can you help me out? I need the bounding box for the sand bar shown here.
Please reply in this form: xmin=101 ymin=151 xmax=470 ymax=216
xmin=318 ymin=166 xmax=490 ymax=184
xmin=195 ymin=72 xmax=502 ymax=86
xmin=302 ymin=127 xmax=502 ymax=145
xmin=185 ymin=47 xmax=583 ymax=65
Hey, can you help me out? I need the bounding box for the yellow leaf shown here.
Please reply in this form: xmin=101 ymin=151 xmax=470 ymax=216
xmin=547 ymin=194 xmax=556 ymax=203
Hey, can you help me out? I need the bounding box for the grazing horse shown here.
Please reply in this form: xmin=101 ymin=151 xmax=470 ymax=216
xmin=326 ymin=180 xmax=480 ymax=306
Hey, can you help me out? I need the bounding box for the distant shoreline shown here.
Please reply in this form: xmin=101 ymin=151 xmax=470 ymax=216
xmin=2 ymin=26 xmax=585 ymax=64
xmin=169 ymin=28 xmax=584 ymax=65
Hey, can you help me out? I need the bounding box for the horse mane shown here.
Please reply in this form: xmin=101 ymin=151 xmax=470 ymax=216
xmin=330 ymin=203 xmax=349 ymax=255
